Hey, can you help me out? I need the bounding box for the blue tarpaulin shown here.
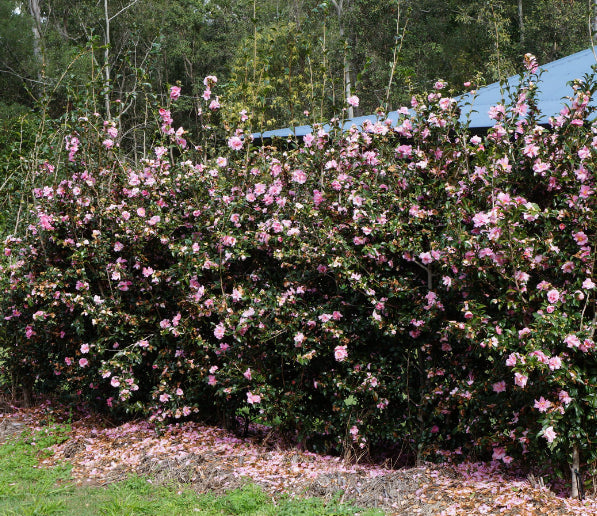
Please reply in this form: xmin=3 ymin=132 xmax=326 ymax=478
xmin=253 ymin=47 xmax=597 ymax=140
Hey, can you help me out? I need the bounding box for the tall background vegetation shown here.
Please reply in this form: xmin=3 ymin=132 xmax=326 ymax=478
xmin=0 ymin=0 xmax=592 ymax=125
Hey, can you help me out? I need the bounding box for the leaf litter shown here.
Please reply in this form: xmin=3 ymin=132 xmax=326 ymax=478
xmin=2 ymin=403 xmax=597 ymax=515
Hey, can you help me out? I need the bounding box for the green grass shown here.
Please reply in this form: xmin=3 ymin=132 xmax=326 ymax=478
xmin=0 ymin=425 xmax=383 ymax=515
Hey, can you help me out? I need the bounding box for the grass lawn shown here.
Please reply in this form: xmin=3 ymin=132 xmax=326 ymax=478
xmin=0 ymin=423 xmax=382 ymax=515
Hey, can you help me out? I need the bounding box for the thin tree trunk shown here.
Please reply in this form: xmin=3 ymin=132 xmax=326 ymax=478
xmin=104 ymin=0 xmax=112 ymax=119
xmin=28 ymin=0 xmax=44 ymax=84
xmin=385 ymin=1 xmax=409 ymax=113
xmin=253 ymin=0 xmax=257 ymax=83
xmin=571 ymin=444 xmax=580 ymax=499
xmin=331 ymin=0 xmax=354 ymax=119
xmin=343 ymin=49 xmax=353 ymax=119
xmin=518 ymin=0 xmax=524 ymax=47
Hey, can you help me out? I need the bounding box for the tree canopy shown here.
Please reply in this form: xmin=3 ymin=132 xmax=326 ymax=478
xmin=0 ymin=0 xmax=592 ymax=126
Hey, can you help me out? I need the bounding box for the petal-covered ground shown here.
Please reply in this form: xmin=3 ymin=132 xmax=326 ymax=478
xmin=3 ymin=403 xmax=597 ymax=515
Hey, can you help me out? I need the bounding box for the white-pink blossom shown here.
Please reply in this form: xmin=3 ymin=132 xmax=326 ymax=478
xmin=214 ymin=322 xmax=225 ymax=340
xmin=542 ymin=426 xmax=557 ymax=443
xmin=334 ymin=345 xmax=348 ymax=362
xmin=346 ymin=95 xmax=359 ymax=107
xmin=246 ymin=391 xmax=261 ymax=404
xmin=228 ymin=136 xmax=243 ymax=151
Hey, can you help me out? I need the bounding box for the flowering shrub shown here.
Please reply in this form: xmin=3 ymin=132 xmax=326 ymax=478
xmin=3 ymin=58 xmax=597 ymax=478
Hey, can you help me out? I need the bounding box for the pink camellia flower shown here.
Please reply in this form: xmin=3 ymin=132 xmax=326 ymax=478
xmin=548 ymin=356 xmax=562 ymax=371
xmin=208 ymin=375 xmax=217 ymax=386
xmin=294 ymin=332 xmax=306 ymax=347
xmin=346 ymin=95 xmax=359 ymax=107
xmin=514 ymin=372 xmax=528 ymax=388
xmin=243 ymin=368 xmax=252 ymax=380
xmin=523 ymin=53 xmax=538 ymax=73
xmin=492 ymin=381 xmax=506 ymax=393
xmin=170 ymin=86 xmax=181 ymax=100
xmin=81 ymin=344 xmax=90 ymax=354
xmin=246 ymin=391 xmax=261 ymax=405
xmin=228 ymin=136 xmax=243 ymax=151
xmin=203 ymin=75 xmax=217 ymax=87
xmin=158 ymin=108 xmax=172 ymax=122
xmin=292 ymin=169 xmax=307 ymax=184
xmin=583 ymin=278 xmax=596 ymax=289
xmin=221 ymin=235 xmax=236 ymax=247
xmin=534 ymin=396 xmax=552 ymax=412
xmin=559 ymin=390 xmax=572 ymax=405
xmin=542 ymin=426 xmax=557 ymax=443
xmin=79 ymin=358 xmax=89 ymax=367
xmin=573 ymin=231 xmax=588 ymax=245
xmin=209 ymin=98 xmax=220 ymax=110
xmin=107 ymin=126 xmax=118 ymax=138
xmin=419 ymin=252 xmax=433 ymax=265
xmin=110 ymin=377 xmax=120 ymax=388
xmin=102 ymin=139 xmax=114 ymax=149
xmin=488 ymin=104 xmax=506 ymax=120
xmin=546 ymin=289 xmax=560 ymax=304
xmin=472 ymin=211 xmax=490 ymax=227
xmin=147 ymin=215 xmax=160 ymax=226
xmin=159 ymin=393 xmax=171 ymax=403
xmin=564 ymin=334 xmax=581 ymax=348
xmin=518 ymin=327 xmax=531 ymax=339
xmin=214 ymin=322 xmax=225 ymax=340
xmin=492 ymin=447 xmax=506 ymax=461
xmin=334 ymin=345 xmax=348 ymax=362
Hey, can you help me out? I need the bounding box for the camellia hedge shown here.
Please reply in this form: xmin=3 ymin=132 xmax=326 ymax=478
xmin=2 ymin=54 xmax=597 ymax=478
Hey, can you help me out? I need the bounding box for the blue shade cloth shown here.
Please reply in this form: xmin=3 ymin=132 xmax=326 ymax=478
xmin=459 ymin=47 xmax=597 ymax=128
xmin=252 ymin=47 xmax=597 ymax=140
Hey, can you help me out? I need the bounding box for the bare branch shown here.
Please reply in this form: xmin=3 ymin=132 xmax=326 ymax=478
xmin=109 ymin=0 xmax=141 ymax=21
